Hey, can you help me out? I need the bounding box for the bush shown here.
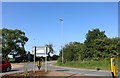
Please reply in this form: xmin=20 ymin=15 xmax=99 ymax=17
xmin=51 ymin=55 xmax=59 ymax=60
xmin=14 ymin=56 xmax=23 ymax=63
xmin=9 ymin=58 xmax=15 ymax=63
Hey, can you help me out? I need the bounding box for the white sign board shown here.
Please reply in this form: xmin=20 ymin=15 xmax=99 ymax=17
xmin=32 ymin=46 xmax=49 ymax=57
xmin=32 ymin=46 xmax=49 ymax=72
xmin=36 ymin=49 xmax=45 ymax=54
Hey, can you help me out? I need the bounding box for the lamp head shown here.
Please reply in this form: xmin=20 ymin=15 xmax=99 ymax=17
xmin=59 ymin=18 xmax=63 ymax=21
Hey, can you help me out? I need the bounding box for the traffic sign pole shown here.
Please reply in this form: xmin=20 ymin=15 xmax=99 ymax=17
xmin=45 ymin=46 xmax=47 ymax=72
xmin=34 ymin=46 xmax=36 ymax=72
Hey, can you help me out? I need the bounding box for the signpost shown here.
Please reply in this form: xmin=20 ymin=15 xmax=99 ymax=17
xmin=32 ymin=46 xmax=49 ymax=72
xmin=45 ymin=47 xmax=47 ymax=72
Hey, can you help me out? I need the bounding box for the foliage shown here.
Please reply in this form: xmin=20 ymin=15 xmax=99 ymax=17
xmin=0 ymin=29 xmax=1 ymax=43
xmin=83 ymin=28 xmax=108 ymax=60
xmin=46 ymin=43 xmax=54 ymax=60
xmin=59 ymin=42 xmax=83 ymax=63
xmin=1 ymin=28 xmax=28 ymax=58
xmin=93 ymin=38 xmax=119 ymax=59
xmin=51 ymin=54 xmax=59 ymax=60
xmin=85 ymin=28 xmax=107 ymax=43
xmin=58 ymin=28 xmax=119 ymax=63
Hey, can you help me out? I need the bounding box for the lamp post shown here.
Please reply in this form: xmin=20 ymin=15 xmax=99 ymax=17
xmin=59 ymin=18 xmax=64 ymax=63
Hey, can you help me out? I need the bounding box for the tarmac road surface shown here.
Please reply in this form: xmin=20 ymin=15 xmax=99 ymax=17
xmin=0 ymin=61 xmax=114 ymax=77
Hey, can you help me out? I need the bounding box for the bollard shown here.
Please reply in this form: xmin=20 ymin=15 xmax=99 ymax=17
xmin=111 ymin=58 xmax=116 ymax=78
xmin=37 ymin=60 xmax=42 ymax=70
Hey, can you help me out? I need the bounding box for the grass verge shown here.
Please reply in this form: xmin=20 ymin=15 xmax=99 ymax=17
xmin=56 ymin=59 xmax=111 ymax=70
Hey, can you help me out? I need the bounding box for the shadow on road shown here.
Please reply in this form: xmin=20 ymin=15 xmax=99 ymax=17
xmin=56 ymin=69 xmax=69 ymax=72
xmin=10 ymin=69 xmax=19 ymax=72
xmin=82 ymin=70 xmax=99 ymax=74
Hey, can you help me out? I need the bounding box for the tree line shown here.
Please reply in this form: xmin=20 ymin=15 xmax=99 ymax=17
xmin=1 ymin=28 xmax=119 ymax=62
xmin=58 ymin=28 xmax=120 ymax=63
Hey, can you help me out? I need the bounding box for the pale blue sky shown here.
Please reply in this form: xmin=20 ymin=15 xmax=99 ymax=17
xmin=2 ymin=0 xmax=120 ymax=2
xmin=2 ymin=2 xmax=118 ymax=55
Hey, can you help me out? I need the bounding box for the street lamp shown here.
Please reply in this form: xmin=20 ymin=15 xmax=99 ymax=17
xmin=59 ymin=18 xmax=64 ymax=63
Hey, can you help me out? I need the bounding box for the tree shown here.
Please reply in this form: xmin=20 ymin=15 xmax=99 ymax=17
xmin=85 ymin=28 xmax=107 ymax=44
xmin=46 ymin=43 xmax=54 ymax=60
xmin=2 ymin=28 xmax=28 ymax=58
xmin=93 ymin=38 xmax=119 ymax=60
xmin=83 ymin=28 xmax=107 ymax=60
xmin=57 ymin=28 xmax=119 ymax=63
xmin=59 ymin=42 xmax=83 ymax=63
xmin=0 ymin=29 xmax=2 ymax=55
xmin=51 ymin=54 xmax=59 ymax=60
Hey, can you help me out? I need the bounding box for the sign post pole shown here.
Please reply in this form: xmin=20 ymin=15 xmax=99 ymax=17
xmin=34 ymin=46 xmax=36 ymax=72
xmin=32 ymin=46 xmax=49 ymax=72
xmin=45 ymin=46 xmax=47 ymax=72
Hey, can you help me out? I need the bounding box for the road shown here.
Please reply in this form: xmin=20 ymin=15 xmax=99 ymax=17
xmin=41 ymin=61 xmax=112 ymax=76
xmin=0 ymin=61 xmax=113 ymax=77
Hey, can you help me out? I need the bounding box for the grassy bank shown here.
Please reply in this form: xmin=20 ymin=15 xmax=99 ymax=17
xmin=56 ymin=59 xmax=111 ymax=70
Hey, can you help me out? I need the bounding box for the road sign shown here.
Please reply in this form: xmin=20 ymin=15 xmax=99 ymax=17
xmin=32 ymin=46 xmax=49 ymax=57
xmin=32 ymin=46 xmax=49 ymax=72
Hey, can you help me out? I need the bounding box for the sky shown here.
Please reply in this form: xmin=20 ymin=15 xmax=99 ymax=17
xmin=1 ymin=0 xmax=120 ymax=2
xmin=2 ymin=2 xmax=118 ymax=55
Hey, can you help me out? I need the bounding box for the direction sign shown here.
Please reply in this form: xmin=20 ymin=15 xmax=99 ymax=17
xmin=32 ymin=46 xmax=49 ymax=57
xmin=32 ymin=46 xmax=49 ymax=72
